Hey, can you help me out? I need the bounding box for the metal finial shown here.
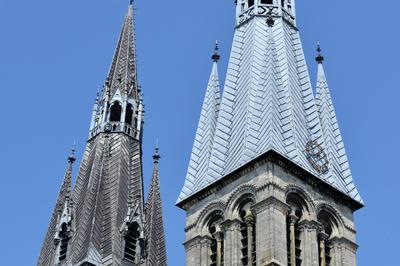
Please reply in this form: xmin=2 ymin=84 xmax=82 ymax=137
xmin=211 ymin=40 xmax=220 ymax=62
xmin=68 ymin=141 xmax=76 ymax=164
xmin=153 ymin=142 xmax=161 ymax=163
xmin=316 ymin=41 xmax=324 ymax=64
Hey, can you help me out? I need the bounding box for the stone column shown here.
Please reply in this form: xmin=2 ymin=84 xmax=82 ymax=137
xmin=245 ymin=210 xmax=255 ymax=265
xmin=318 ymin=231 xmax=329 ymax=266
xmin=298 ymin=220 xmax=320 ymax=266
xmin=184 ymin=236 xmax=203 ymax=266
xmin=200 ymin=236 xmax=213 ymax=266
xmin=221 ymin=219 xmax=242 ymax=266
xmin=253 ymin=196 xmax=290 ymax=266
xmin=213 ymin=229 xmax=224 ymax=266
xmin=288 ymin=210 xmax=298 ymax=266
xmin=329 ymin=237 xmax=358 ymax=266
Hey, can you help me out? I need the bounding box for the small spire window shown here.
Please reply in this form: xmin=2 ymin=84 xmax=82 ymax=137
xmin=58 ymin=223 xmax=70 ymax=262
xmin=261 ymin=0 xmax=273 ymax=4
xmin=124 ymin=222 xmax=140 ymax=263
xmin=110 ymin=102 xmax=122 ymax=122
xmin=125 ymin=103 xmax=134 ymax=125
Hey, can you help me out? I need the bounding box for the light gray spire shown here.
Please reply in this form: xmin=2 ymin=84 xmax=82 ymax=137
xmin=179 ymin=43 xmax=221 ymax=200
xmin=178 ymin=1 xmax=362 ymax=204
xmin=38 ymin=147 xmax=75 ymax=266
xmin=145 ymin=146 xmax=167 ymax=266
xmin=315 ymin=43 xmax=362 ymax=203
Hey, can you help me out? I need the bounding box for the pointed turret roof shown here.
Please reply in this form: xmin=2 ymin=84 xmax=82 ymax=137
xmin=105 ymin=1 xmax=139 ymax=100
xmin=145 ymin=146 xmax=167 ymax=266
xmin=179 ymin=43 xmax=221 ymax=200
xmin=38 ymin=147 xmax=75 ymax=265
xmin=315 ymin=43 xmax=363 ymax=203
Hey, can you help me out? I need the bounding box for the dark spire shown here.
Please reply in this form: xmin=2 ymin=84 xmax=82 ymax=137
xmin=211 ymin=40 xmax=220 ymax=62
xmin=316 ymin=41 xmax=325 ymax=64
xmin=145 ymin=145 xmax=167 ymax=266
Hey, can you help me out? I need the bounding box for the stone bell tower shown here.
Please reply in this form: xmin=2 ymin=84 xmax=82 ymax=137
xmin=177 ymin=1 xmax=363 ymax=266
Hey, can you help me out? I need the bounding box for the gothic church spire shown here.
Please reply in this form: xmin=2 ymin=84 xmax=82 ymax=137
xmin=179 ymin=43 xmax=221 ymax=199
xmin=38 ymin=147 xmax=75 ymax=266
xmin=178 ymin=0 xmax=362 ymax=204
xmin=39 ymin=2 xmax=167 ymax=265
xmin=145 ymin=146 xmax=167 ymax=266
xmin=315 ymin=43 xmax=362 ymax=202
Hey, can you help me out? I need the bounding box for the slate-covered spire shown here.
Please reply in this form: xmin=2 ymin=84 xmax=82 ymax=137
xmin=179 ymin=43 xmax=221 ymax=199
xmin=89 ymin=1 xmax=144 ymax=140
xmin=106 ymin=0 xmax=138 ymax=99
xmin=315 ymin=43 xmax=362 ymax=202
xmin=145 ymin=146 xmax=167 ymax=266
xmin=178 ymin=1 xmax=362 ymax=204
xmin=38 ymin=147 xmax=76 ymax=266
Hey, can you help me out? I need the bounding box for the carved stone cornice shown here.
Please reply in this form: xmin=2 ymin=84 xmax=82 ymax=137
xmin=257 ymin=181 xmax=285 ymax=194
xmin=252 ymin=196 xmax=291 ymax=215
xmin=177 ymin=150 xmax=363 ymax=212
xmin=328 ymin=236 xmax=359 ymax=253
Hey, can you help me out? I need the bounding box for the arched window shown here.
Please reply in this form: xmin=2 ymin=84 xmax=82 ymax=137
xmin=125 ymin=103 xmax=134 ymax=125
xmin=317 ymin=211 xmax=338 ymax=266
xmin=207 ymin=212 xmax=224 ymax=266
xmin=110 ymin=102 xmax=122 ymax=122
xmin=286 ymin=194 xmax=307 ymax=266
xmin=238 ymin=199 xmax=256 ymax=266
xmin=58 ymin=223 xmax=70 ymax=262
xmin=261 ymin=0 xmax=273 ymax=4
xmin=124 ymin=222 xmax=140 ymax=263
xmin=248 ymin=0 xmax=254 ymax=7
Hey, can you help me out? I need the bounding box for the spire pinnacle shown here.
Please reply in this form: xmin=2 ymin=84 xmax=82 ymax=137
xmin=211 ymin=40 xmax=220 ymax=62
xmin=153 ymin=143 xmax=161 ymax=163
xmin=316 ymin=41 xmax=324 ymax=64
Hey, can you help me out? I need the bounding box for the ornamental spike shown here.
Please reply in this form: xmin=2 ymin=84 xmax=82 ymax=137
xmin=211 ymin=40 xmax=220 ymax=62
xmin=316 ymin=41 xmax=325 ymax=64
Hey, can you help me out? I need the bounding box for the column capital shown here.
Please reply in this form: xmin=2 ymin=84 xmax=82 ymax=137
xmin=318 ymin=231 xmax=329 ymax=241
xmin=288 ymin=210 xmax=299 ymax=224
xmin=244 ymin=209 xmax=255 ymax=226
xmin=252 ymin=196 xmax=291 ymax=215
xmin=221 ymin=218 xmax=242 ymax=231
xmin=297 ymin=219 xmax=322 ymax=231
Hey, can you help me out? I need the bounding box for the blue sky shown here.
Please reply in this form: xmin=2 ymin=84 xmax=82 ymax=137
xmin=0 ymin=0 xmax=398 ymax=265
